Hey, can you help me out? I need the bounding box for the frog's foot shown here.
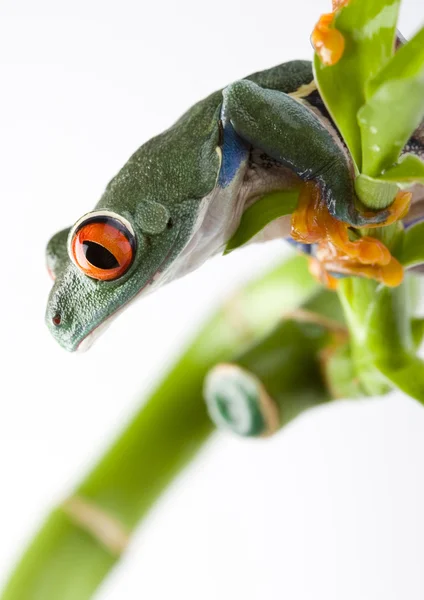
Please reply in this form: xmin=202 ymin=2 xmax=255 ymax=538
xmin=359 ymin=190 xmax=412 ymax=229
xmin=323 ymin=214 xmax=392 ymax=265
xmin=308 ymin=256 xmax=340 ymax=290
xmin=311 ymin=1 xmax=349 ymax=66
xmin=290 ymin=182 xmax=322 ymax=244
xmin=291 ymin=182 xmax=404 ymax=288
xmin=314 ymin=244 xmax=404 ymax=288
xmin=291 ymin=182 xmax=391 ymax=265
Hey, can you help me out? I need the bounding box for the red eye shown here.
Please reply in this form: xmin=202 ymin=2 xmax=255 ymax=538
xmin=70 ymin=215 xmax=136 ymax=281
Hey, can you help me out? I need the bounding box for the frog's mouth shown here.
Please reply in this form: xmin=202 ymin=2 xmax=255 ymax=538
xmin=74 ymin=230 xmax=185 ymax=351
xmin=76 ymin=309 xmax=121 ymax=352
xmin=76 ymin=265 xmax=167 ymax=351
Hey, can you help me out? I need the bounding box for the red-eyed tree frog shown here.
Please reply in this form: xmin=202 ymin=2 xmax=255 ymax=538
xmin=46 ymin=60 xmax=424 ymax=351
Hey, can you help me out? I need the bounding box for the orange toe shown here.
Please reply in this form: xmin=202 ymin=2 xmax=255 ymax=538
xmin=355 ymin=237 xmax=391 ymax=266
xmin=363 ymin=191 xmax=412 ymax=229
xmin=308 ymin=257 xmax=339 ymax=290
xmin=291 ymin=181 xmax=405 ymax=288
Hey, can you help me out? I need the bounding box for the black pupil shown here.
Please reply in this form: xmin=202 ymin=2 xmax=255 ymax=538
xmin=83 ymin=241 xmax=119 ymax=270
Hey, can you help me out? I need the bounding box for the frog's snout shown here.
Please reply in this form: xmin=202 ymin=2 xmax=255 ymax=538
xmin=45 ymin=303 xmax=78 ymax=352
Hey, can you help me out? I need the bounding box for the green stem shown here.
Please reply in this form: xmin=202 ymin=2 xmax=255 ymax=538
xmin=204 ymin=289 xmax=346 ymax=437
xmin=1 ymin=255 xmax=322 ymax=600
xmin=337 ymin=224 xmax=424 ymax=401
xmin=337 ymin=277 xmax=403 ymax=395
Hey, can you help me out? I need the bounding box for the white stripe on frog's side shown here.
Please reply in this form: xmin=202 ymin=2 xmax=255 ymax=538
xmin=166 ymin=146 xmax=303 ymax=284
xmin=167 ymin=163 xmax=249 ymax=282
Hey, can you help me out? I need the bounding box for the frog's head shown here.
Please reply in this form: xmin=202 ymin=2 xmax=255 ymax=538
xmin=46 ymin=102 xmax=222 ymax=351
xmin=46 ymin=202 xmax=197 ymax=352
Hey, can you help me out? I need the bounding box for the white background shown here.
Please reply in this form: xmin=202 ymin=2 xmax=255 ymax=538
xmin=1 ymin=1 xmax=424 ymax=598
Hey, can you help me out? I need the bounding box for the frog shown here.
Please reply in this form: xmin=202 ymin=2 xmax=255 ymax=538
xmin=46 ymin=59 xmax=424 ymax=351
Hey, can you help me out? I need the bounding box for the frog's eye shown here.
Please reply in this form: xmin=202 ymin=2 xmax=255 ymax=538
xmin=69 ymin=211 xmax=136 ymax=281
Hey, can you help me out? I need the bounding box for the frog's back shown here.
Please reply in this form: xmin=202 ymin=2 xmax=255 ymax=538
xmin=245 ymin=60 xmax=313 ymax=93
xmin=170 ymin=59 xmax=314 ymax=130
xmin=172 ymin=59 xmax=314 ymax=125
xmin=98 ymin=61 xmax=316 ymax=212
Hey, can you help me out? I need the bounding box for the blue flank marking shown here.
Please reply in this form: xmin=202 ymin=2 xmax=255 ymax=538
xmin=217 ymin=122 xmax=249 ymax=188
xmin=285 ymin=238 xmax=312 ymax=255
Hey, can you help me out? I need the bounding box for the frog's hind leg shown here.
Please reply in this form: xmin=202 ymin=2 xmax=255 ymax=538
xmin=222 ymin=78 xmax=408 ymax=287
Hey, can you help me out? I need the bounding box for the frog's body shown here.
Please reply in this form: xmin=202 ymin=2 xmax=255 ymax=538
xmin=46 ymin=60 xmax=424 ymax=351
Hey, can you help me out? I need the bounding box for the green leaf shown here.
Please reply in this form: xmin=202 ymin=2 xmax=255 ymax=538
xmin=377 ymin=154 xmax=424 ymax=183
xmin=366 ymin=25 xmax=424 ymax=98
xmin=359 ymin=26 xmax=424 ymax=177
xmin=313 ymin=0 xmax=400 ymax=170
xmin=224 ymin=190 xmax=299 ymax=254
xmin=396 ymin=221 xmax=424 ymax=268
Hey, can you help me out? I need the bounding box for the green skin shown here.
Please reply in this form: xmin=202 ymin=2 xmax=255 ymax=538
xmin=46 ymin=60 xmax=424 ymax=351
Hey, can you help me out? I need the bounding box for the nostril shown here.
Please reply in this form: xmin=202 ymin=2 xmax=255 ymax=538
xmin=52 ymin=313 xmax=62 ymax=326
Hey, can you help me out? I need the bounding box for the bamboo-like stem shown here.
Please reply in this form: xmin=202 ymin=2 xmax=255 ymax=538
xmin=1 ymin=255 xmax=327 ymax=600
xmin=204 ymin=289 xmax=347 ymax=437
